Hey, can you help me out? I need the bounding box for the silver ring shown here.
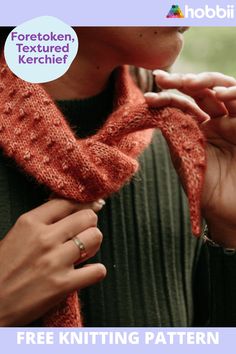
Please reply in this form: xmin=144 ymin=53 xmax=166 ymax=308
xmin=72 ymin=237 xmax=87 ymax=259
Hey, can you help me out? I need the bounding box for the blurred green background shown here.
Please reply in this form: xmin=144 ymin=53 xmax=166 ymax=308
xmin=174 ymin=27 xmax=236 ymax=77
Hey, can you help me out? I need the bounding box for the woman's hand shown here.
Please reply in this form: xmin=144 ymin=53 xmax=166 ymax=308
xmin=145 ymin=71 xmax=236 ymax=247
xmin=0 ymin=198 xmax=106 ymax=326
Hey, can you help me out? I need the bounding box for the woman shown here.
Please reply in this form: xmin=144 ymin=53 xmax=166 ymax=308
xmin=0 ymin=27 xmax=236 ymax=326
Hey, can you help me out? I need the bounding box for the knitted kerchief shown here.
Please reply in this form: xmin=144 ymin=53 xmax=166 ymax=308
xmin=0 ymin=55 xmax=206 ymax=326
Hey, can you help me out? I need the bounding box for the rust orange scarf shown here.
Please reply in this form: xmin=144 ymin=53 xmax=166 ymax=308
xmin=0 ymin=55 xmax=206 ymax=326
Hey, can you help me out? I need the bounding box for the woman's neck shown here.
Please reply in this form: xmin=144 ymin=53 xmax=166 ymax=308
xmin=42 ymin=36 xmax=119 ymax=100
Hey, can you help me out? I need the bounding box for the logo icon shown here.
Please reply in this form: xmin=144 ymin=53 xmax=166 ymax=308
xmin=166 ymin=5 xmax=184 ymax=18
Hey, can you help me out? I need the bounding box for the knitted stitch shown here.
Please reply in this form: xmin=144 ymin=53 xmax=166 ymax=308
xmin=0 ymin=54 xmax=206 ymax=326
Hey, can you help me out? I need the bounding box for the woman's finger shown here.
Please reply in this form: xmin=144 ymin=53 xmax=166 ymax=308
xmin=30 ymin=198 xmax=105 ymax=225
xmin=153 ymin=70 xmax=236 ymax=91
xmin=214 ymin=86 xmax=236 ymax=115
xmin=193 ymin=88 xmax=228 ymax=118
xmin=183 ymin=72 xmax=236 ymax=90
xmin=67 ymin=263 xmax=107 ymax=292
xmin=214 ymin=86 xmax=236 ymax=101
xmin=58 ymin=227 xmax=103 ymax=265
xmin=144 ymin=92 xmax=210 ymax=123
xmin=153 ymin=70 xmax=186 ymax=90
xmin=153 ymin=71 xmax=229 ymax=117
xmin=51 ymin=209 xmax=98 ymax=243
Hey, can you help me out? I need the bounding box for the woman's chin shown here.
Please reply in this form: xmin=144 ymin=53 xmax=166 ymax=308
xmin=153 ymin=33 xmax=184 ymax=70
xmin=131 ymin=27 xmax=185 ymax=71
xmin=145 ymin=50 xmax=182 ymax=71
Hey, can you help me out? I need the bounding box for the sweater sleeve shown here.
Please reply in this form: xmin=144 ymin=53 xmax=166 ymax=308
xmin=193 ymin=240 xmax=236 ymax=326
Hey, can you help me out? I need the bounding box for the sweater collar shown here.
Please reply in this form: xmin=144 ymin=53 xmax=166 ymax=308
xmin=56 ymin=71 xmax=115 ymax=138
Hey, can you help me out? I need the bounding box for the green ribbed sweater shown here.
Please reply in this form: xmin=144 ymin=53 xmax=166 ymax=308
xmin=0 ymin=84 xmax=236 ymax=327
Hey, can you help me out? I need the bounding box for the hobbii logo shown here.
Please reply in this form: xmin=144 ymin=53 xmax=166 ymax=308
xmin=166 ymin=4 xmax=235 ymax=19
xmin=185 ymin=4 xmax=234 ymax=19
